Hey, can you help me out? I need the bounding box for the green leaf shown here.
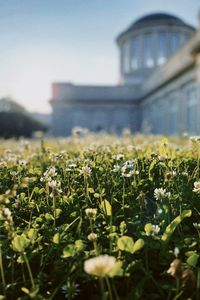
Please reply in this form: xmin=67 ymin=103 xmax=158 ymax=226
xmin=144 ymin=223 xmax=152 ymax=236
xmin=26 ymin=229 xmax=38 ymax=244
xmin=39 ymin=188 xmax=45 ymax=194
xmin=148 ymin=160 xmax=157 ymax=180
xmin=53 ymin=233 xmax=60 ymax=244
xmin=94 ymin=193 xmax=100 ymax=198
xmin=55 ymin=208 xmax=62 ymax=219
xmin=117 ymin=236 xmax=134 ymax=253
xmin=33 ymin=187 xmax=39 ymax=193
xmin=75 ymin=240 xmax=85 ymax=251
xmin=87 ymin=187 xmax=94 ymax=193
xmin=161 ymin=210 xmax=192 ymax=245
xmin=100 ymin=200 xmax=112 ymax=216
xmin=12 ymin=234 xmax=30 ymax=252
xmin=108 ymin=261 xmax=123 ymax=277
xmin=132 ymin=239 xmax=144 ymax=254
xmin=187 ymin=253 xmax=199 ymax=267
xmin=21 ymin=286 xmax=39 ymax=298
xmin=185 ymin=251 xmax=196 ymax=257
xmin=21 ymin=287 xmax=30 ymax=295
xmin=62 ymin=244 xmax=76 ymax=258
xmin=17 ymin=255 xmax=24 ymax=264
xmin=62 ymin=240 xmax=84 ymax=258
xmin=45 ymin=213 xmax=54 ymax=221
xmin=120 ymin=221 xmax=127 ymax=235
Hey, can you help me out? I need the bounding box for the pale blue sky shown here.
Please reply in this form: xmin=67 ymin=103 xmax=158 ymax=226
xmin=0 ymin=0 xmax=199 ymax=112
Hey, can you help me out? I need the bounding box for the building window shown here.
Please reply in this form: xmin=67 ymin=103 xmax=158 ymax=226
xmin=144 ymin=33 xmax=154 ymax=68
xmin=131 ymin=36 xmax=140 ymax=70
xmin=171 ymin=32 xmax=180 ymax=53
xmin=169 ymin=99 xmax=178 ymax=134
xmin=187 ymin=88 xmax=197 ymax=135
xmin=180 ymin=34 xmax=187 ymax=46
xmin=157 ymin=32 xmax=167 ymax=65
xmin=122 ymin=41 xmax=130 ymax=73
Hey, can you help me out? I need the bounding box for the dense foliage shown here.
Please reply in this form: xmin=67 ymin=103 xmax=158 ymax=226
xmin=0 ymin=97 xmax=26 ymax=113
xmin=0 ymin=134 xmax=200 ymax=299
xmin=0 ymin=112 xmax=48 ymax=138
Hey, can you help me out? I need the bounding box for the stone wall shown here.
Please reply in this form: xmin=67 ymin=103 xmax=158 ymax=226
xmin=141 ymin=64 xmax=200 ymax=135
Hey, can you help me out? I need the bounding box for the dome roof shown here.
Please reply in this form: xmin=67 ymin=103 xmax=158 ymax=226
xmin=117 ymin=12 xmax=195 ymax=43
xmin=134 ymin=13 xmax=183 ymax=25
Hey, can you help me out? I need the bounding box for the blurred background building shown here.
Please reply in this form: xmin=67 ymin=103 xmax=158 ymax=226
xmin=50 ymin=12 xmax=200 ymax=136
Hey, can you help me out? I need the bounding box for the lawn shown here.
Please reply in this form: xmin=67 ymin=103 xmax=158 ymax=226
xmin=0 ymin=133 xmax=200 ymax=299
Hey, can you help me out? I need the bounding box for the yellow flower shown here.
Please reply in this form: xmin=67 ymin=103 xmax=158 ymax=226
xmin=84 ymin=255 xmax=116 ymax=277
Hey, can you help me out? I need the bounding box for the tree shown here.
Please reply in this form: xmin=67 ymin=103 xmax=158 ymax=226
xmin=0 ymin=97 xmax=48 ymax=138
xmin=0 ymin=97 xmax=26 ymax=113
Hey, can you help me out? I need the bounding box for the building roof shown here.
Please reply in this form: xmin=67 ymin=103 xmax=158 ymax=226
xmin=50 ymin=84 xmax=140 ymax=104
xmin=117 ymin=12 xmax=195 ymax=43
xmin=134 ymin=13 xmax=184 ymax=25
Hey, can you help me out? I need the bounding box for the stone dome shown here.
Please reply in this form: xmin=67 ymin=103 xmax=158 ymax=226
xmin=116 ymin=12 xmax=196 ymax=86
xmin=134 ymin=13 xmax=186 ymax=25
xmin=117 ymin=13 xmax=195 ymax=42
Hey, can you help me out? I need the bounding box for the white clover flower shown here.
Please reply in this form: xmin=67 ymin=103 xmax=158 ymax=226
xmin=158 ymin=155 xmax=168 ymax=161
xmin=190 ymin=136 xmax=200 ymax=142
xmin=5 ymin=149 xmax=12 ymax=155
xmin=120 ymin=160 xmax=138 ymax=177
xmin=154 ymin=188 xmax=170 ymax=201
xmin=193 ymin=181 xmax=200 ymax=194
xmin=13 ymin=197 xmax=20 ymax=209
xmin=112 ymin=165 xmax=121 ymax=172
xmin=85 ymin=208 xmax=97 ymax=219
xmin=122 ymin=170 xmax=135 ymax=178
xmin=151 ymin=225 xmax=160 ymax=235
xmin=193 ymin=223 xmax=200 ymax=230
xmin=112 ymin=154 xmax=124 ymax=161
xmin=1 ymin=207 xmax=12 ymax=219
xmin=72 ymin=127 xmax=88 ymax=137
xmin=123 ymin=160 xmax=134 ymax=168
xmin=174 ymin=247 xmax=180 ymax=258
xmin=41 ymin=166 xmax=58 ymax=182
xmin=44 ymin=166 xmax=57 ymax=178
xmin=65 ymin=168 xmax=72 ymax=172
xmin=84 ymin=254 xmax=116 ymax=277
xmin=68 ymin=163 xmax=77 ymax=168
xmin=0 ymin=160 xmax=7 ymax=168
xmin=80 ymin=166 xmax=92 ymax=177
xmin=18 ymin=160 xmax=27 ymax=166
xmin=87 ymin=232 xmax=98 ymax=241
xmin=48 ymin=180 xmax=58 ymax=188
xmin=10 ymin=171 xmax=18 ymax=177
xmin=48 ymin=180 xmax=62 ymax=197
xmin=0 ymin=207 xmax=13 ymax=234
xmin=182 ymin=172 xmax=188 ymax=177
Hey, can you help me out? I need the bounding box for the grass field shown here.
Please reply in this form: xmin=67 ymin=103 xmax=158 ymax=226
xmin=0 ymin=133 xmax=200 ymax=299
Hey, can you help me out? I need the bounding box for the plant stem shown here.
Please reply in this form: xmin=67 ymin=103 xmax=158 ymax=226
xmin=111 ymin=279 xmax=120 ymax=300
xmin=53 ymin=195 xmax=56 ymax=227
xmin=99 ymin=277 xmax=106 ymax=300
xmin=0 ymin=243 xmax=6 ymax=295
xmin=22 ymin=252 xmax=35 ymax=290
xmin=105 ymin=277 xmax=113 ymax=300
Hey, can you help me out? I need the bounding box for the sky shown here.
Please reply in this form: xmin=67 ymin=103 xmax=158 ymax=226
xmin=0 ymin=0 xmax=199 ymax=113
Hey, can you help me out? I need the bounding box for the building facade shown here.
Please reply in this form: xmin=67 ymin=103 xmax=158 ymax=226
xmin=50 ymin=13 xmax=200 ymax=136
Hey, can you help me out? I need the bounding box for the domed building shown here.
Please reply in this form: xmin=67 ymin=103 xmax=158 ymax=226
xmin=50 ymin=12 xmax=200 ymax=136
xmin=117 ymin=13 xmax=195 ymax=85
